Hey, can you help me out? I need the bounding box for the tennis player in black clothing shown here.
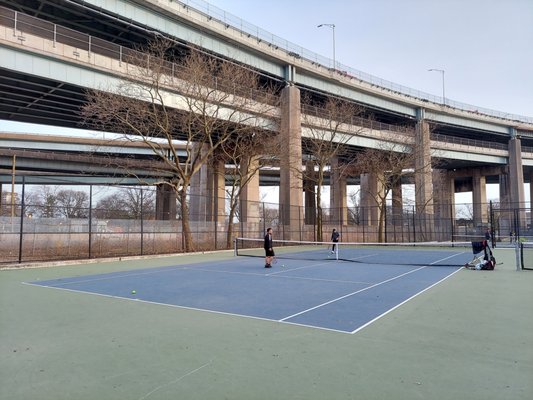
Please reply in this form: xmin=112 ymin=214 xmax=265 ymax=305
xmin=331 ymin=228 xmax=340 ymax=253
xmin=264 ymin=227 xmax=274 ymax=268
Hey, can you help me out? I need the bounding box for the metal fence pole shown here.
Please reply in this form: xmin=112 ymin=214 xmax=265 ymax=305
xmin=140 ymin=188 xmax=144 ymax=256
xmin=18 ymin=176 xmax=25 ymax=263
xmin=88 ymin=185 xmax=93 ymax=259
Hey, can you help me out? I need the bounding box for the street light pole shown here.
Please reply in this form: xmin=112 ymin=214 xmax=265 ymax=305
xmin=428 ymin=68 xmax=446 ymax=105
xmin=318 ymin=23 xmax=336 ymax=70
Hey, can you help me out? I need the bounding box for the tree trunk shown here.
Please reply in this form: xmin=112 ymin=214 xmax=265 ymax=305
xmin=316 ymin=186 xmax=323 ymax=242
xmin=226 ymin=201 xmax=237 ymax=249
xmin=179 ymin=189 xmax=194 ymax=252
xmin=378 ymin=202 xmax=386 ymax=243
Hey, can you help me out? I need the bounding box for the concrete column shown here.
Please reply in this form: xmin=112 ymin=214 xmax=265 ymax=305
xmin=330 ymin=157 xmax=347 ymax=225
xmin=414 ymin=112 xmax=434 ymax=214
xmin=391 ymin=176 xmax=403 ymax=224
xmin=360 ymin=173 xmax=381 ymax=228
xmin=155 ymin=184 xmax=177 ymax=220
xmin=432 ymin=170 xmax=455 ymax=240
xmin=279 ymin=85 xmax=303 ymax=239
xmin=210 ymin=157 xmax=226 ymax=223
xmin=499 ymin=172 xmax=512 ymax=236
xmin=304 ymin=159 xmax=316 ymax=225
xmin=508 ymin=131 xmax=526 ymax=233
xmin=189 ymin=143 xmax=209 ymax=221
xmin=472 ymin=169 xmax=487 ymax=226
xmin=508 ymin=132 xmax=524 ymax=207
xmin=415 ymin=109 xmax=434 ymax=240
xmin=530 ymin=171 xmax=533 ymax=228
xmin=240 ymin=156 xmax=261 ymax=223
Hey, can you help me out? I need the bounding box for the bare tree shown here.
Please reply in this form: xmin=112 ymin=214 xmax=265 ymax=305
xmin=347 ymin=188 xmax=361 ymax=225
xmin=24 ymin=185 xmax=59 ymax=218
xmin=218 ymin=130 xmax=279 ymax=247
xmin=95 ymin=187 xmax=155 ymax=219
xmin=350 ymin=135 xmax=438 ymax=242
xmin=300 ymin=96 xmax=365 ymax=241
xmin=56 ymin=190 xmax=89 ymax=218
xmin=82 ymin=39 xmax=277 ymax=251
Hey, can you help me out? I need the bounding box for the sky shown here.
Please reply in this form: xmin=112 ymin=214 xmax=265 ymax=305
xmin=205 ymin=0 xmax=533 ymax=118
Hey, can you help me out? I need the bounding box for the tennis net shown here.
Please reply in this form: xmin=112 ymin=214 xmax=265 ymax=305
xmin=519 ymin=242 xmax=533 ymax=270
xmin=235 ymin=237 xmax=471 ymax=267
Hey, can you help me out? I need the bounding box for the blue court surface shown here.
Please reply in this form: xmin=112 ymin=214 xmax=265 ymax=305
xmin=27 ymin=248 xmax=472 ymax=334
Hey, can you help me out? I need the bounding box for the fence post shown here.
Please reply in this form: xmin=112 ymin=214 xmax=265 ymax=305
xmin=489 ymin=200 xmax=495 ymax=247
xmin=18 ymin=176 xmax=25 ymax=263
xmin=140 ymin=188 xmax=144 ymax=256
xmin=412 ymin=205 xmax=416 ymax=242
xmin=88 ymin=185 xmax=93 ymax=259
xmin=450 ymin=203 xmax=455 ymax=243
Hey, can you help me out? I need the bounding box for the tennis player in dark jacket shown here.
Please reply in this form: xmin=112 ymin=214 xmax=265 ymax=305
xmin=264 ymin=227 xmax=274 ymax=268
xmin=331 ymin=228 xmax=340 ymax=253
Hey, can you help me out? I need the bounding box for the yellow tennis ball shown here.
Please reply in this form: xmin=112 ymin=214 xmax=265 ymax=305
xmin=131 ymin=290 xmax=136 ymax=294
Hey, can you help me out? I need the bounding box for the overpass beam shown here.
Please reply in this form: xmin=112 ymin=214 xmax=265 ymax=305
xmin=279 ymin=85 xmax=303 ymax=240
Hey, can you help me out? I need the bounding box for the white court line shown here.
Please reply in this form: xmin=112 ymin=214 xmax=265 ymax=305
xmin=279 ymin=252 xmax=465 ymax=323
xmin=350 ymin=266 xmax=464 ymax=334
xmin=26 ymin=257 xmax=249 ymax=287
xmin=23 ymin=251 xmax=468 ymax=335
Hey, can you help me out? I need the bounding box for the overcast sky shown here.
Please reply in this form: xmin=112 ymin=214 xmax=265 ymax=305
xmin=206 ymin=0 xmax=533 ymax=118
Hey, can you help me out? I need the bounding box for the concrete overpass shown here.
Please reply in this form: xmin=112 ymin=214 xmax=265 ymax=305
xmin=0 ymin=0 xmax=532 ymax=236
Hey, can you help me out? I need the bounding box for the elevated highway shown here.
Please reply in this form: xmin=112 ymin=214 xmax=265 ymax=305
xmin=0 ymin=0 xmax=531 ymax=233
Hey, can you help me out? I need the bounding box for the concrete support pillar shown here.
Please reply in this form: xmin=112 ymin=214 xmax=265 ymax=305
xmin=155 ymin=184 xmax=177 ymax=220
xmin=415 ymin=109 xmax=434 ymax=240
xmin=499 ymin=172 xmax=512 ymax=236
xmin=210 ymin=157 xmax=226 ymax=223
xmin=391 ymin=176 xmax=403 ymax=224
xmin=508 ymin=131 xmax=526 ymax=233
xmin=189 ymin=143 xmax=209 ymax=221
xmin=304 ymin=159 xmax=316 ymax=225
xmin=530 ymin=171 xmax=533 ymax=228
xmin=240 ymin=156 xmax=261 ymax=223
xmin=433 ymin=170 xmax=455 ymax=240
xmin=499 ymin=173 xmax=510 ymax=209
xmin=508 ymin=132 xmax=524 ymax=208
xmin=279 ymin=85 xmax=303 ymax=239
xmin=360 ymin=172 xmax=381 ymax=231
xmin=472 ymin=169 xmax=487 ymax=226
xmin=330 ymin=157 xmax=347 ymax=225
xmin=414 ymin=113 xmax=434 ymax=214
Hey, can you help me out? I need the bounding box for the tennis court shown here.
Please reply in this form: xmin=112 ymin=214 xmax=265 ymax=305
xmin=2 ymin=244 xmax=532 ymax=400
xmin=26 ymin=244 xmax=472 ymax=333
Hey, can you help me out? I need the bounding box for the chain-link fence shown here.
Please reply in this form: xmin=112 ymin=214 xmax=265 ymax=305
xmin=1 ymin=186 xmax=531 ymax=265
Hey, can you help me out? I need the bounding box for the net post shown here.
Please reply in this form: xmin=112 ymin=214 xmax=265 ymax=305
xmin=515 ymin=240 xmax=521 ymax=271
xmin=335 ymin=242 xmax=339 ymax=261
xmin=234 ymin=237 xmax=238 ymax=257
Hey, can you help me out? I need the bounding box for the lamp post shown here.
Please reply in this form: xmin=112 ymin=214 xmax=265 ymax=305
xmin=318 ymin=23 xmax=336 ymax=70
xmin=428 ymin=68 xmax=446 ymax=105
